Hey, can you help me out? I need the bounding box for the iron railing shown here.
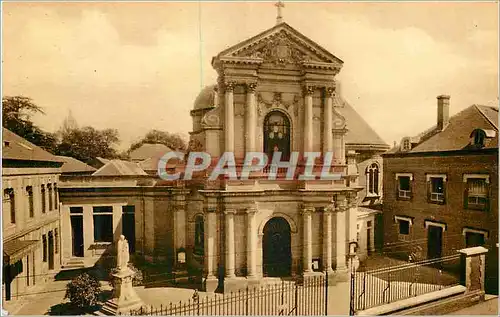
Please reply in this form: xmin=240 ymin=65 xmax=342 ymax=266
xmin=129 ymin=274 xmax=328 ymax=316
xmin=352 ymin=254 xmax=461 ymax=312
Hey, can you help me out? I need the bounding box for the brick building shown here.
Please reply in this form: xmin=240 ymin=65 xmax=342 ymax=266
xmin=382 ymin=96 xmax=498 ymax=294
xmin=2 ymin=128 xmax=63 ymax=307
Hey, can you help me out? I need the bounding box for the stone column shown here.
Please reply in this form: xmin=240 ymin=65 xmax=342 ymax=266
xmin=204 ymin=208 xmax=218 ymax=292
xmin=225 ymin=82 xmax=235 ymax=153
xmin=346 ymin=193 xmax=358 ymax=248
xmin=245 ymin=83 xmax=257 ymax=153
xmin=303 ymin=86 xmax=314 ymax=153
xmin=323 ymin=87 xmax=335 ymax=153
xmin=323 ymin=207 xmax=334 ymax=273
xmin=224 ymin=209 xmax=236 ymax=278
xmin=302 ymin=206 xmax=314 ymax=273
xmin=246 ymin=207 xmax=257 ymax=278
xmin=335 ymin=198 xmax=347 ymax=270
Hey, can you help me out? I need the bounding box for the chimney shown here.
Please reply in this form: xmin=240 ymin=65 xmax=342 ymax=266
xmin=437 ymin=95 xmax=450 ymax=131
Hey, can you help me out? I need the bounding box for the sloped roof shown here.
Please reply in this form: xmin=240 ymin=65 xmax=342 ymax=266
xmin=2 ymin=128 xmax=62 ymax=163
xmin=129 ymin=143 xmax=173 ymax=161
xmin=92 ymin=160 xmax=148 ymax=176
xmin=409 ymin=105 xmax=498 ymax=153
xmin=335 ymin=95 xmax=390 ymax=150
xmin=56 ymin=155 xmax=96 ymax=174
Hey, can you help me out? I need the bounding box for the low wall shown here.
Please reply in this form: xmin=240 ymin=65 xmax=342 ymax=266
xmin=355 ymin=246 xmax=488 ymax=315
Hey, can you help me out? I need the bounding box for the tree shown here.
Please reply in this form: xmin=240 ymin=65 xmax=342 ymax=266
xmin=56 ymin=126 xmax=120 ymax=165
xmin=2 ymin=96 xmax=57 ymax=153
xmin=64 ymin=273 xmax=101 ymax=309
xmin=129 ymin=129 xmax=188 ymax=153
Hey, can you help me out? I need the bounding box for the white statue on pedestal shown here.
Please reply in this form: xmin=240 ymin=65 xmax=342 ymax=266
xmin=100 ymin=235 xmax=143 ymax=315
xmin=116 ymin=235 xmax=130 ymax=272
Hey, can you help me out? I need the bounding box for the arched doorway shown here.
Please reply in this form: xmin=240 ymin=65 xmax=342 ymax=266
xmin=263 ymin=217 xmax=292 ymax=277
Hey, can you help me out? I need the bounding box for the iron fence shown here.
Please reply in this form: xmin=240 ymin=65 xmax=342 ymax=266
xmin=352 ymin=254 xmax=461 ymax=312
xmin=130 ymin=274 xmax=327 ymax=316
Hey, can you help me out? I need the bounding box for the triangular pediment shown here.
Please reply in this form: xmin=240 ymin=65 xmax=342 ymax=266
xmin=214 ymin=22 xmax=343 ymax=67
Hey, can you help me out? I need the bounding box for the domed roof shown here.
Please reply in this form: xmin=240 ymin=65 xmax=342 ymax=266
xmin=193 ymin=84 xmax=217 ymax=111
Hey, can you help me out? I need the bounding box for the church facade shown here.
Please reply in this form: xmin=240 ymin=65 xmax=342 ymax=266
xmin=57 ymin=21 xmax=388 ymax=309
xmin=187 ymin=22 xmax=360 ymax=292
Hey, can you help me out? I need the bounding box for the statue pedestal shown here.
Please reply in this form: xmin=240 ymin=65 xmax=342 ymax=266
xmin=99 ymin=268 xmax=144 ymax=315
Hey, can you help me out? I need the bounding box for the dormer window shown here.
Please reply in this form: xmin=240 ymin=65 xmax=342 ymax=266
xmin=470 ymin=129 xmax=495 ymax=148
xmin=401 ymin=137 xmax=411 ymax=151
xmin=471 ymin=129 xmax=486 ymax=147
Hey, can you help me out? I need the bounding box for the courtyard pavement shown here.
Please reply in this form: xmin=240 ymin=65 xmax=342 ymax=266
xmin=448 ymin=295 xmax=498 ymax=315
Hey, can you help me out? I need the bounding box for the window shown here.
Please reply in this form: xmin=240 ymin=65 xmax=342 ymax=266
xmin=463 ymin=228 xmax=488 ymax=248
xmin=42 ymin=234 xmax=47 ymax=262
xmin=4 ymin=189 xmax=15 ymax=224
xmin=263 ymin=111 xmax=291 ymax=161
xmin=398 ymin=220 xmax=410 ymax=235
xmin=401 ymin=137 xmax=411 ymax=151
xmin=54 ymin=228 xmax=59 ymax=254
xmin=93 ymin=206 xmax=113 ymax=243
xmin=466 ymin=178 xmax=488 ymax=210
xmin=366 ymin=163 xmax=379 ymax=195
xmin=396 ymin=174 xmax=412 ymax=199
xmin=47 ymin=184 xmax=53 ymax=211
xmin=70 ymin=206 xmax=83 ymax=213
xmin=41 ymin=185 xmax=46 ymax=213
xmin=53 ymin=183 xmax=58 ymax=209
xmin=194 ymin=215 xmax=204 ymax=256
xmin=470 ymin=129 xmax=487 ymax=148
xmin=428 ymin=177 xmax=445 ymax=203
xmin=395 ymin=216 xmax=412 ymax=241
xmin=465 ymin=232 xmax=485 ymax=248
xmin=26 ymin=186 xmax=34 ymax=218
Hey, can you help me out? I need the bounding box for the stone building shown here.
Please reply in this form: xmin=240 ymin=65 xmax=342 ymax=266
xmin=2 ymin=128 xmax=62 ymax=307
xmin=58 ymin=21 xmax=389 ymax=310
xmin=382 ymin=96 xmax=498 ymax=294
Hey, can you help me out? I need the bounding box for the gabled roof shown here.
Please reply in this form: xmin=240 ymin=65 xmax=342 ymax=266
xmin=213 ymin=22 xmax=343 ymax=67
xmin=56 ymin=155 xmax=97 ymax=174
xmin=92 ymin=160 xmax=148 ymax=177
xmin=406 ymin=105 xmax=498 ymax=153
xmin=129 ymin=143 xmax=173 ymax=162
xmin=2 ymin=128 xmax=62 ymax=163
xmin=335 ymin=95 xmax=390 ymax=150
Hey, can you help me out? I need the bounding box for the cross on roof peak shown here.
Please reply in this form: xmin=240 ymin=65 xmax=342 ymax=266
xmin=275 ymin=0 xmax=285 ymax=25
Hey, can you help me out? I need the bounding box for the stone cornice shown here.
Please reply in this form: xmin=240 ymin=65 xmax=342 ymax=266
xmin=219 ymin=56 xmax=264 ymax=65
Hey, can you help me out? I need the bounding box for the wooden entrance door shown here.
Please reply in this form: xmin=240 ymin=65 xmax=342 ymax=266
xmin=427 ymin=226 xmax=443 ymax=259
xmin=71 ymin=215 xmax=84 ymax=257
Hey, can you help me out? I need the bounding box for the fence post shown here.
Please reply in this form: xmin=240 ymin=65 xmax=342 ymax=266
xmin=295 ymin=281 xmax=299 ymax=316
xmin=245 ymin=285 xmax=249 ymax=315
xmin=324 ymin=271 xmax=328 ymax=316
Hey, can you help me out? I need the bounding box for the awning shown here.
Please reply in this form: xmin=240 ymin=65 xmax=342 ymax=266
xmin=3 ymin=239 xmax=39 ymax=265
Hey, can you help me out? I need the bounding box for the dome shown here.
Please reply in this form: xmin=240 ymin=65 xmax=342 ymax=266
xmin=193 ymin=84 xmax=217 ymax=111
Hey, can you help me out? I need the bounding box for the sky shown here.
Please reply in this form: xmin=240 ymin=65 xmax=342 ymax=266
xmin=2 ymin=1 xmax=498 ymax=150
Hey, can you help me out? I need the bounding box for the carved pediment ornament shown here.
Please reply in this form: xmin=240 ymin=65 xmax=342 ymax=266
xmin=237 ymin=31 xmax=317 ymax=66
xmin=256 ymin=92 xmax=299 ymax=119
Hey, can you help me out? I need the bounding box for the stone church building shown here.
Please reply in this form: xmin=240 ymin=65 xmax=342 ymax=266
xmin=58 ymin=20 xmax=388 ymax=301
